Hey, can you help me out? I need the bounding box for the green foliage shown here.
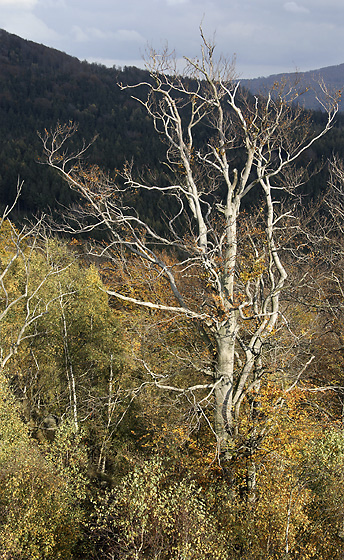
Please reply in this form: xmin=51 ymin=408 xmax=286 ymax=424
xmin=1 ymin=236 xmax=124 ymax=445
xmin=297 ymin=427 xmax=344 ymax=558
xmin=30 ymin=244 xmax=122 ymax=388
xmin=91 ymin=457 xmax=228 ymax=560
xmin=46 ymin=418 xmax=88 ymax=503
xmin=0 ymin=375 xmax=86 ymax=560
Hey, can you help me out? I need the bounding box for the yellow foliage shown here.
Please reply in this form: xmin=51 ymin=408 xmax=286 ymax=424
xmin=0 ymin=375 xmax=84 ymax=559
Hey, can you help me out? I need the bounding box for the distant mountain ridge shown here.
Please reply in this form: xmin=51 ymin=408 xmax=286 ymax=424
xmin=0 ymin=28 xmax=343 ymax=217
xmin=1 ymin=27 xmax=343 ymax=111
xmin=241 ymin=63 xmax=344 ymax=111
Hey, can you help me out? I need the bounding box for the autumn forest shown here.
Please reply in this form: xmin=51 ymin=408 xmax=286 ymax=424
xmin=2 ymin=29 xmax=344 ymax=560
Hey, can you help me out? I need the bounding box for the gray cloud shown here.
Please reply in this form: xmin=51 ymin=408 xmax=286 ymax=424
xmin=0 ymin=0 xmax=38 ymax=6
xmin=0 ymin=0 xmax=343 ymax=78
xmin=284 ymin=2 xmax=309 ymax=14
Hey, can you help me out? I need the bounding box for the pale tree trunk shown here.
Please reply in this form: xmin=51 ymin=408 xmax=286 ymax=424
xmin=58 ymin=289 xmax=78 ymax=432
xmin=214 ymin=321 xmax=237 ymax=455
xmin=212 ymin=189 xmax=240 ymax=454
xmin=98 ymin=354 xmax=115 ymax=473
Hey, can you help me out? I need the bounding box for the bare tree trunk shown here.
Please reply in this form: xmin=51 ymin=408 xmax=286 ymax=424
xmin=98 ymin=354 xmax=115 ymax=473
xmin=214 ymin=322 xmax=237 ymax=456
xmin=58 ymin=289 xmax=78 ymax=432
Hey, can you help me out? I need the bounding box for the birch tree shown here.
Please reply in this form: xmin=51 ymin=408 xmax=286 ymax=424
xmin=40 ymin=35 xmax=338 ymax=464
xmin=0 ymin=183 xmax=75 ymax=374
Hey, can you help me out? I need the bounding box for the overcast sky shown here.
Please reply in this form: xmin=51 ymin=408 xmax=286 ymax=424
xmin=0 ymin=0 xmax=343 ymax=79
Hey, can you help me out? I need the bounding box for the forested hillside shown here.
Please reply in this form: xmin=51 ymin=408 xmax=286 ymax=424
xmin=1 ymin=28 xmax=344 ymax=217
xmin=2 ymin=29 xmax=344 ymax=560
xmin=242 ymin=62 xmax=344 ymax=111
xmin=0 ymin=29 xmax=166 ymax=218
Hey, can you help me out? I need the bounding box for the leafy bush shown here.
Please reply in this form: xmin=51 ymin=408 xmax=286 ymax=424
xmin=0 ymin=377 xmax=86 ymax=560
xmin=91 ymin=457 xmax=228 ymax=560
